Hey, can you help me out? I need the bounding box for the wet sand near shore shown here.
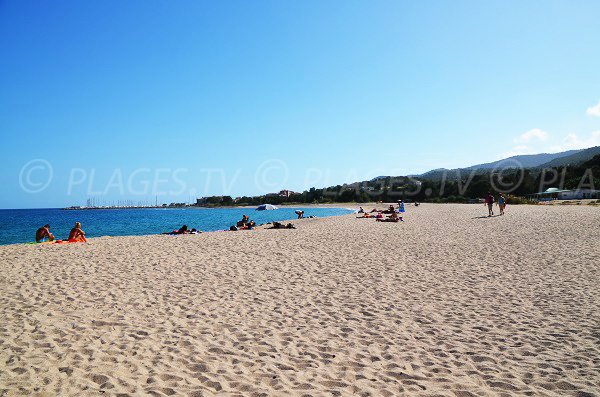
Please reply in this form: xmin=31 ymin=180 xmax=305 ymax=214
xmin=1 ymin=204 xmax=599 ymax=396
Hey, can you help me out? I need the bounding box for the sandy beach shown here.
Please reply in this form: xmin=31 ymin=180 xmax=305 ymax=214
xmin=1 ymin=203 xmax=599 ymax=396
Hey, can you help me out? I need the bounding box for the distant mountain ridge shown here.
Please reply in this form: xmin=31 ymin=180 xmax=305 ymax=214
xmin=465 ymin=150 xmax=581 ymax=170
xmin=415 ymin=147 xmax=599 ymax=181
xmin=536 ymin=146 xmax=600 ymax=168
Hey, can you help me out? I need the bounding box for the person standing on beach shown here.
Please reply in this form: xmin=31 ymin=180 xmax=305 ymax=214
xmin=398 ymin=200 xmax=405 ymax=213
xmin=484 ymin=192 xmax=495 ymax=217
xmin=498 ymin=194 xmax=506 ymax=216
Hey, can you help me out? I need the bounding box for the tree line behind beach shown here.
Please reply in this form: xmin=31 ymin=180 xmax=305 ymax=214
xmin=198 ymin=154 xmax=600 ymax=206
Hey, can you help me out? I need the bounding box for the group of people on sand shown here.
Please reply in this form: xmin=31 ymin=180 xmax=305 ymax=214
xmin=294 ymin=210 xmax=317 ymax=219
xmin=163 ymin=211 xmax=306 ymax=234
xmin=228 ymin=214 xmax=257 ymax=231
xmin=236 ymin=214 xmax=256 ymax=229
xmin=357 ymin=203 xmax=404 ymax=223
xmin=484 ymin=192 xmax=507 ymax=217
xmin=35 ymin=222 xmax=87 ymax=243
xmin=231 ymin=211 xmax=308 ymax=231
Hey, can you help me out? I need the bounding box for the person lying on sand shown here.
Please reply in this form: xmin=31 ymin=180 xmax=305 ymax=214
xmin=376 ymin=212 xmax=402 ymax=222
xmin=36 ymin=224 xmax=55 ymax=243
xmin=269 ymin=222 xmax=296 ymax=229
xmin=356 ymin=213 xmax=372 ymax=218
xmin=242 ymin=220 xmax=257 ymax=230
xmin=68 ymin=222 xmax=87 ymax=242
xmin=163 ymin=225 xmax=190 ymax=235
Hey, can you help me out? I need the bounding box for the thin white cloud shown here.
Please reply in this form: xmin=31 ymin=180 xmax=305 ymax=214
xmin=501 ymin=130 xmax=600 ymax=159
xmin=500 ymin=107 xmax=600 ymax=159
xmin=586 ymin=101 xmax=600 ymax=117
xmin=558 ymin=131 xmax=600 ymax=150
xmin=513 ymin=128 xmax=549 ymax=143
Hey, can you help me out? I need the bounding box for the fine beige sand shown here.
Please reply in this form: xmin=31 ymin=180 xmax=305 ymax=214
xmin=1 ymin=204 xmax=599 ymax=397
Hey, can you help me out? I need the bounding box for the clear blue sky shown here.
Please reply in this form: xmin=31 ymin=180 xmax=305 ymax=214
xmin=1 ymin=0 xmax=599 ymax=208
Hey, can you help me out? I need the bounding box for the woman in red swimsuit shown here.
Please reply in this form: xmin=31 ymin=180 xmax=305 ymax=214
xmin=68 ymin=222 xmax=87 ymax=242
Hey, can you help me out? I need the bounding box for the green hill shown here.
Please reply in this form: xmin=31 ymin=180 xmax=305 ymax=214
xmin=537 ymin=146 xmax=600 ymax=168
xmin=416 ymin=149 xmax=582 ymax=181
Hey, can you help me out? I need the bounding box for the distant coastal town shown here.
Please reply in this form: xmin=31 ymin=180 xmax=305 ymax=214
xmin=62 ymin=190 xmax=298 ymax=210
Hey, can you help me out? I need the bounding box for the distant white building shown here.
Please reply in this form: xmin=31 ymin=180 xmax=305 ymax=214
xmin=529 ymin=188 xmax=600 ymax=201
xmin=560 ymin=188 xmax=600 ymax=200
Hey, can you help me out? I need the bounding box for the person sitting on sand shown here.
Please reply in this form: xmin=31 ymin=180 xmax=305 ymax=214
xmin=358 ymin=207 xmax=364 ymax=213
xmin=240 ymin=220 xmax=257 ymax=230
xmin=381 ymin=205 xmax=395 ymax=214
xmin=36 ymin=224 xmax=55 ymax=243
xmin=176 ymin=225 xmax=189 ymax=234
xmin=68 ymin=222 xmax=87 ymax=242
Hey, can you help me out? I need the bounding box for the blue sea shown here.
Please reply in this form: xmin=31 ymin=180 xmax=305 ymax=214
xmin=0 ymin=207 xmax=355 ymax=246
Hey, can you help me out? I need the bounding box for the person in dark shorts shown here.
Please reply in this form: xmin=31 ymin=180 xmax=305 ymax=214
xmin=484 ymin=192 xmax=495 ymax=217
xmin=36 ymin=224 xmax=55 ymax=243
